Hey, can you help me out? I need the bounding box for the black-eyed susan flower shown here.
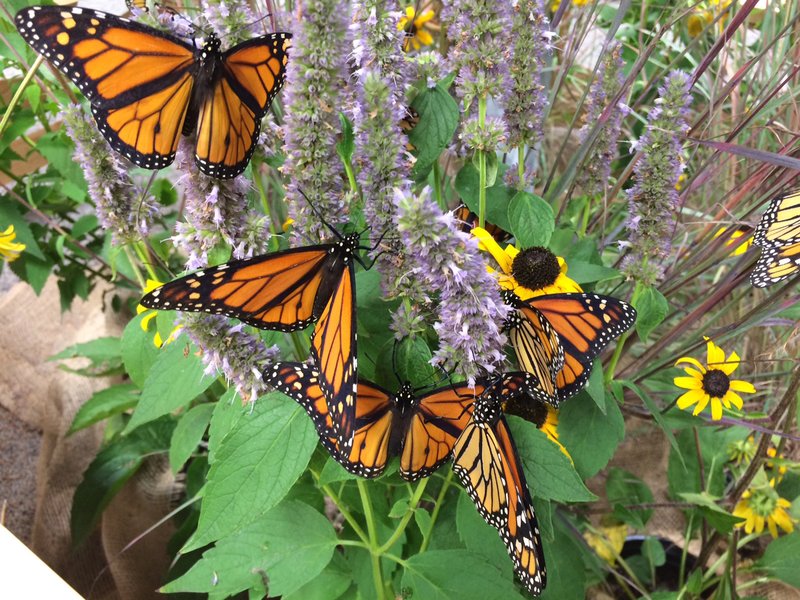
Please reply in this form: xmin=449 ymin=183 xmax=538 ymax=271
xmin=472 ymin=227 xmax=583 ymax=300
xmin=687 ymin=10 xmax=712 ymax=36
xmin=583 ymin=521 xmax=628 ymax=565
xmin=674 ymin=337 xmax=756 ymax=420
xmin=0 ymin=225 xmax=25 ymax=262
xmin=733 ymin=481 xmax=796 ymax=538
xmin=713 ymin=226 xmax=753 ymax=257
xmin=137 ymin=279 xmax=179 ymax=347
xmin=398 ymin=4 xmax=437 ymax=52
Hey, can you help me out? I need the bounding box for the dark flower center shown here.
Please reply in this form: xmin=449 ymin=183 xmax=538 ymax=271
xmin=702 ymin=369 xmax=730 ymax=398
xmin=510 ymin=247 xmax=561 ymax=291
xmin=504 ymin=393 xmax=548 ymax=427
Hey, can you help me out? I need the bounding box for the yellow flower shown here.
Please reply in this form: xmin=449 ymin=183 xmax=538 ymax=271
xmin=397 ymin=5 xmax=437 ymax=52
xmin=687 ymin=10 xmax=713 ymax=36
xmin=733 ymin=482 xmax=796 ymax=538
xmin=0 ymin=225 xmax=26 ymax=262
xmin=551 ymin=0 xmax=590 ymax=10
xmin=584 ymin=522 xmax=628 ymax=565
xmin=766 ymin=446 xmax=788 ymax=482
xmin=472 ymin=227 xmax=582 ymax=300
xmin=713 ymin=226 xmax=752 ymax=257
xmin=674 ymin=337 xmax=756 ymax=420
xmin=137 ymin=278 xmax=179 ymax=347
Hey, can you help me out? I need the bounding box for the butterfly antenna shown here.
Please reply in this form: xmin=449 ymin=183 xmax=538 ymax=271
xmin=296 ymin=188 xmax=343 ymax=241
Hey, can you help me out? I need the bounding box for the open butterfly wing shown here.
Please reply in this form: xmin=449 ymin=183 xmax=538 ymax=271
xmin=195 ymin=34 xmax=290 ymax=178
xmin=17 ymin=6 xmax=195 ymax=169
xmin=452 ymin=396 xmax=546 ymax=596
xmin=267 ymin=362 xmax=394 ymax=478
xmin=508 ymin=303 xmax=564 ymax=403
xmin=400 ymin=382 xmax=485 ymax=481
xmin=751 ymin=190 xmax=800 ymax=287
xmin=310 ymin=263 xmax=358 ymax=452
xmin=526 ymin=293 xmax=636 ymax=401
xmin=140 ymin=246 xmax=340 ymax=331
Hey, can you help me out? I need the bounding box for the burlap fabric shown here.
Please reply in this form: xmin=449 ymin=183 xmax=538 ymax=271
xmin=0 ymin=277 xmax=175 ymax=599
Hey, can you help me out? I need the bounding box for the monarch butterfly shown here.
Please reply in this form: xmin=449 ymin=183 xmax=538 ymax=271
xmin=452 ymin=388 xmax=546 ymax=596
xmin=267 ymin=363 xmax=548 ymax=479
xmin=16 ymin=6 xmax=291 ymax=179
xmin=750 ymin=189 xmax=800 ymax=287
xmin=504 ymin=292 xmax=636 ymax=403
xmin=140 ymin=233 xmax=362 ymax=449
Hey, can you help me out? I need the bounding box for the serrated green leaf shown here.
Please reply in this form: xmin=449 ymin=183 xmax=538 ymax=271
xmin=121 ymin=313 xmax=161 ymax=388
xmin=71 ymin=417 xmax=175 ymax=546
xmin=606 ymin=467 xmax=654 ymax=528
xmin=508 ymin=191 xmax=555 ymax=248
xmin=633 ymin=286 xmax=668 ymax=342
xmin=678 ymin=492 xmax=745 ymax=534
xmin=165 ymin=500 xmax=338 ymax=597
xmin=283 ymin=554 xmax=351 ymax=600
xmin=184 ymin=393 xmax=317 ymax=551
xmin=170 ymin=403 xmax=215 ymax=473
xmin=10 ymin=254 xmax=53 ymax=295
xmin=584 ymin=363 xmax=606 ymax=412
xmin=559 ymin=392 xmax=624 ymax=479
xmin=318 ymin=454 xmax=357 ymax=485
xmin=50 ymin=336 xmax=120 ymax=362
xmin=509 ymin=416 xmax=596 ymax=502
xmin=207 ymin=388 xmax=246 ymax=464
xmin=401 ymin=550 xmax=527 ymax=600
xmin=564 ymin=260 xmax=621 ymax=284
xmin=69 ymin=383 xmax=139 ymax=434
xmin=757 ymin=532 xmax=800 ymax=587
xmin=454 ymin=163 xmax=515 ymax=233
xmin=409 ymin=83 xmax=459 ymax=181
xmin=125 ymin=338 xmax=214 ymax=433
xmin=376 ymin=335 xmax=434 ymax=388
xmin=641 ymin=537 xmax=666 ymax=568
xmin=539 ymin=517 xmax=588 ymax=600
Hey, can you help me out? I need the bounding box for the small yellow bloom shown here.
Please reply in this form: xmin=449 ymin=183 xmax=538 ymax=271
xmin=552 ymin=0 xmax=590 ymax=10
xmin=674 ymin=337 xmax=756 ymax=420
xmin=713 ymin=226 xmax=752 ymax=257
xmin=0 ymin=225 xmax=26 ymax=262
xmin=687 ymin=10 xmax=713 ymax=36
xmin=398 ymin=5 xmax=437 ymax=52
xmin=541 ymin=405 xmax=571 ymax=460
xmin=137 ymin=278 xmax=179 ymax=347
xmin=584 ymin=522 xmax=628 ymax=565
xmin=472 ymin=227 xmax=582 ymax=300
xmin=733 ymin=482 xmax=796 ymax=538
xmin=765 ymin=446 xmax=788 ymax=482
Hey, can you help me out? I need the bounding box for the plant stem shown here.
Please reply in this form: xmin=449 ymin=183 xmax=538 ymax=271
xmin=478 ymin=97 xmax=487 ymax=228
xmin=377 ymin=477 xmax=429 ymax=554
xmin=357 ymin=480 xmax=387 ymax=600
xmin=517 ymin=146 xmax=525 ymax=189
xmin=0 ymin=56 xmax=43 ymax=137
xmin=420 ymin=469 xmax=454 ymax=552
xmin=432 ymin=159 xmax=445 ymax=210
xmin=124 ymin=246 xmax=146 ymax=289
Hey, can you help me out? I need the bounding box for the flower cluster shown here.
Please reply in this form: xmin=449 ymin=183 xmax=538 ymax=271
xmin=63 ymin=105 xmax=157 ymax=245
xmin=179 ymin=313 xmax=281 ymax=403
xmin=282 ymin=0 xmax=353 ymax=241
xmin=577 ymin=43 xmax=628 ymax=198
xmin=395 ymin=188 xmax=509 ymax=383
xmin=502 ymin=0 xmax=551 ymax=152
xmin=201 ymin=0 xmax=257 ymax=42
xmin=622 ymin=71 xmax=692 ymax=285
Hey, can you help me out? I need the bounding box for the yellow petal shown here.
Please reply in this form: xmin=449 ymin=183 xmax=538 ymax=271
xmin=677 ymin=389 xmax=706 ymax=410
xmin=143 ymin=278 xmax=164 ymax=294
xmin=153 ymin=332 xmax=164 ymax=348
xmin=676 ymin=356 xmax=706 ymax=373
xmin=767 ymin=517 xmax=778 ymax=538
xmin=705 ymin=337 xmax=725 ymax=367
xmin=405 ymin=6 xmax=415 ymax=19
xmin=718 ymin=350 xmax=740 ymax=375
xmin=682 ymin=366 xmax=705 ymax=379
xmin=772 ymin=510 xmax=794 ymax=534
xmin=729 ymin=379 xmax=756 ymax=394
xmin=140 ymin=310 xmax=157 ymax=332
xmin=693 ymin=394 xmax=710 ymax=416
xmin=415 ymin=9 xmax=435 ymax=25
xmin=710 ymin=397 xmax=723 ymax=420
xmin=416 ymin=29 xmax=434 ymax=46
xmin=472 ymin=227 xmax=513 ymax=274
xmin=724 ymin=390 xmax=743 ymax=410
xmin=674 ymin=376 xmax=703 ymax=390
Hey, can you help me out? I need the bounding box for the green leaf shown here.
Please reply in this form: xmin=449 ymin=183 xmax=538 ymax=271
xmin=165 ymin=500 xmax=338 ymax=597
xmin=539 ymin=517 xmax=589 ymax=600
xmin=170 ymin=403 xmax=215 ymax=473
xmin=0 ymin=201 xmax=45 ymax=261
xmin=10 ymin=254 xmax=53 ymax=295
xmin=667 ymin=426 xmax=744 ymax=498
xmin=621 ymin=380 xmax=681 ymax=463
xmin=184 ymin=393 xmax=317 ymax=551
xmin=71 ymin=417 xmax=175 ymax=546
xmin=71 ymin=214 xmax=99 ymax=240
xmin=584 ymin=363 xmax=606 ymax=412
xmin=641 ymin=537 xmax=666 ymax=568
xmin=508 ymin=416 xmax=596 ymax=502
xmin=409 ymin=83 xmax=459 ymax=181
xmin=125 ymin=338 xmax=214 ymax=433
xmin=50 ymin=336 xmax=120 ymax=362
xmin=121 ymin=313 xmax=161 ymax=388
xmin=559 ymin=392 xmax=624 ymax=479
xmin=207 ymin=388 xmax=247 ymax=464
xmin=401 ymin=550 xmax=527 ymax=600
xmin=283 ymin=554 xmax=352 ymax=600
xmin=632 ymin=286 xmax=668 ymax=343
xmin=508 ymin=191 xmax=555 ymax=248
xmin=455 ymin=490 xmax=511 ymax=575
xmin=454 ymin=163 xmax=515 ymax=233
xmin=318 ymin=455 xmax=357 ymax=485
xmin=563 ymin=260 xmax=621 ymax=284
xmin=678 ymin=492 xmax=745 ymax=534
xmin=69 ymin=383 xmax=139 ymax=434
xmin=606 ymin=467 xmax=654 ymax=529
xmin=376 ymin=335 xmax=434 ymax=388
xmin=335 ymin=112 xmax=355 ymax=165
xmin=757 ymin=532 xmax=800 ymax=587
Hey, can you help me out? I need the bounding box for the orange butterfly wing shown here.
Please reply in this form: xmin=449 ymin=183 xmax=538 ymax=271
xmin=751 ymin=190 xmax=800 ymax=287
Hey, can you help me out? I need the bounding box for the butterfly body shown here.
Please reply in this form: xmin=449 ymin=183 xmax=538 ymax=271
xmin=16 ymin=6 xmax=291 ymax=178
